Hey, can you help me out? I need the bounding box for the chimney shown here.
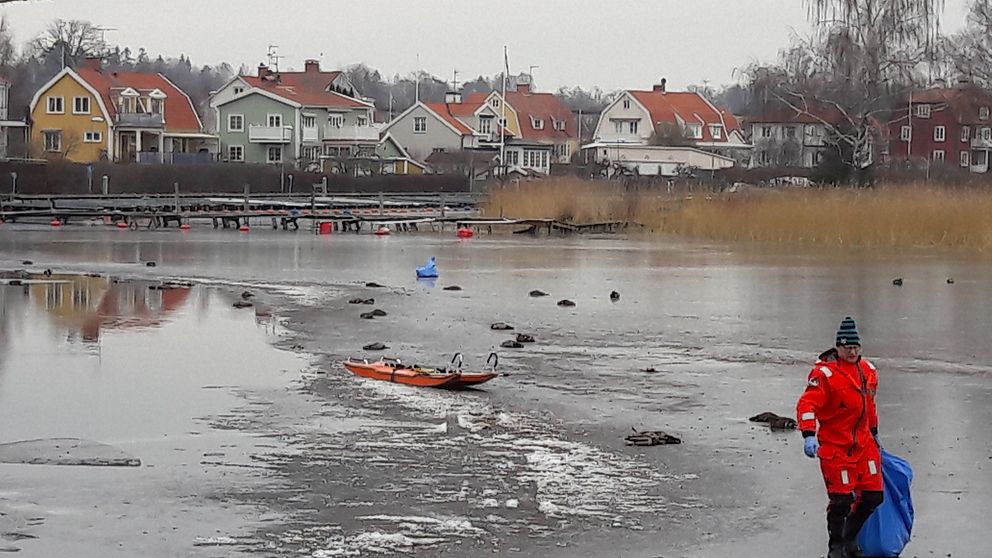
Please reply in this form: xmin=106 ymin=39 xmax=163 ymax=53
xmin=653 ymin=78 xmax=667 ymax=93
xmin=304 ymin=59 xmax=320 ymax=73
xmin=516 ymin=73 xmax=532 ymax=94
xmin=257 ymin=63 xmax=269 ymax=77
xmin=83 ymin=57 xmax=103 ymax=72
xmin=444 ymin=91 xmax=462 ymax=104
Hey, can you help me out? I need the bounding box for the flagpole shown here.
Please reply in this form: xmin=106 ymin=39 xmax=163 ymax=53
xmin=500 ymin=45 xmax=508 ymax=178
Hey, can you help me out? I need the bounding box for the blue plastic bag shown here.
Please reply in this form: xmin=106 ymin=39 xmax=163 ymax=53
xmin=416 ymin=256 xmax=438 ymax=278
xmin=858 ymin=449 xmax=914 ymax=557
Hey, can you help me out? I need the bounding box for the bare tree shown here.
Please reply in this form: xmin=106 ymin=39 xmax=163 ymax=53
xmin=29 ymin=19 xmax=106 ymax=66
xmin=947 ymin=0 xmax=992 ymax=86
xmin=744 ymin=0 xmax=944 ymax=181
xmin=0 ymin=17 xmax=15 ymax=69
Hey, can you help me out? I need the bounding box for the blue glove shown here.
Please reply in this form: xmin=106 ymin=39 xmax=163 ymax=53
xmin=803 ymin=436 xmax=819 ymax=458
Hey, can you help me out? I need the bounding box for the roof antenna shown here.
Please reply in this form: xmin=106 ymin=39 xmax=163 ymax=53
xmin=267 ymin=45 xmax=284 ymax=72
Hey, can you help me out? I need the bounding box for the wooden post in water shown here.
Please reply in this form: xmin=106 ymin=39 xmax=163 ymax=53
xmin=378 ymin=192 xmax=384 ymax=216
xmin=440 ymin=193 xmax=446 ymax=218
xmin=173 ymin=182 xmax=180 ymax=216
xmin=101 ymin=175 xmax=109 ymax=196
xmin=243 ymin=184 xmax=250 ymax=228
xmin=321 ymin=176 xmax=328 ymax=195
xmin=310 ymin=191 xmax=316 ymax=233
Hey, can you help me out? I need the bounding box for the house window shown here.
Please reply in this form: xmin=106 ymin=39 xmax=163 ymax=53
xmin=266 ymin=146 xmax=282 ymax=163
xmin=490 ymin=97 xmax=500 ymax=109
xmin=72 ymin=96 xmax=90 ymax=114
xmin=432 ymin=147 xmax=445 ymax=154
xmin=934 ymin=126 xmax=946 ymax=142
xmin=508 ymin=150 xmax=519 ymax=165
xmin=303 ymin=145 xmax=320 ymax=161
xmin=541 ymin=151 xmax=548 ymax=167
xmin=357 ymin=116 xmax=368 ymax=126
xmin=532 ymin=117 xmax=544 ymax=130
xmin=758 ymin=151 xmax=771 ymax=166
xmin=785 ymin=126 xmax=797 ymax=138
xmin=932 ymin=149 xmax=945 ymax=162
xmin=328 ymin=114 xmax=344 ymax=128
xmin=267 ymin=114 xmax=282 ymax=128
xmin=961 ymin=150 xmax=970 ymax=167
xmin=150 ymin=98 xmax=163 ymax=114
xmin=120 ymin=96 xmax=135 ymax=114
xmin=302 ymin=115 xmax=316 ymax=128
xmin=981 ymin=107 xmax=990 ymax=120
xmin=761 ymin=125 xmax=772 ymax=138
xmin=555 ymin=120 xmax=566 ymax=131
xmin=414 ymin=116 xmax=427 ymax=133
xmin=685 ymin=123 xmax=703 ymax=139
xmin=983 ymin=127 xmax=992 ymax=141
xmin=228 ymin=145 xmax=244 ymax=162
xmin=83 ymin=131 xmax=102 ymax=143
xmin=628 ymin=121 xmax=639 ymax=134
xmin=233 ymin=86 xmax=245 ymax=95
xmin=478 ymin=117 xmax=493 ymax=134
xmin=962 ymin=126 xmax=970 ymax=142
xmin=614 ymin=121 xmax=623 ymax=134
xmin=710 ymin=124 xmax=723 ymax=139
xmin=623 ymin=99 xmax=631 ymax=109
xmin=46 ymin=96 xmax=64 ymax=114
xmin=900 ymin=126 xmax=912 ymax=141
xmin=497 ymin=117 xmax=507 ymax=128
xmin=43 ymin=130 xmax=62 ymax=152
xmin=915 ymin=104 xmax=931 ymax=118
xmin=228 ymin=114 xmax=244 ymax=132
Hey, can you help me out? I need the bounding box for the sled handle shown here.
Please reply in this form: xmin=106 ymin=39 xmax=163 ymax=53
xmin=486 ymin=351 xmax=498 ymax=371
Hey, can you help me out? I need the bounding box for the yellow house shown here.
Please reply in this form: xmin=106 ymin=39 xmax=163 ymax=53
xmin=29 ymin=58 xmax=212 ymax=164
xmin=29 ymin=68 xmax=111 ymax=162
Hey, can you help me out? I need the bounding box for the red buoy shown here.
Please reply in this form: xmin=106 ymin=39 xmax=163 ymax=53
xmin=50 ymin=219 xmax=62 ymax=227
xmin=238 ymin=224 xmax=250 ymax=232
xmin=456 ymin=227 xmax=474 ymax=238
xmin=116 ymin=221 xmax=129 ymax=229
xmin=373 ymin=226 xmax=390 ymax=236
xmin=179 ymin=223 xmax=191 ymax=231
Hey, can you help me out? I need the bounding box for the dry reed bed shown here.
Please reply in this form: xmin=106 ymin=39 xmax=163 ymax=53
xmin=482 ymin=180 xmax=992 ymax=249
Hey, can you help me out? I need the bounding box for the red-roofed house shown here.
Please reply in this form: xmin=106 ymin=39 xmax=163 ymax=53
xmin=379 ymin=91 xmax=491 ymax=163
xmin=382 ymin=74 xmax=577 ymax=176
xmin=585 ymin=79 xmax=749 ymax=176
xmin=209 ymin=61 xmax=378 ymax=169
xmin=887 ymin=85 xmax=992 ymax=173
xmin=29 ymin=58 xmax=215 ymax=164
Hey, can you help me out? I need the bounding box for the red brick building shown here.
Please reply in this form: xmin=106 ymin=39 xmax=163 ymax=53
xmin=887 ymin=85 xmax=992 ymax=172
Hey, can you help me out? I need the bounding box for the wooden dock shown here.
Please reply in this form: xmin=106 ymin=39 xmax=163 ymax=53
xmin=0 ymin=191 xmax=630 ymax=235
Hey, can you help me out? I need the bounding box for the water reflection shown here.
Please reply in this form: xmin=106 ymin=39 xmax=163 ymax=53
xmin=6 ymin=274 xmax=191 ymax=344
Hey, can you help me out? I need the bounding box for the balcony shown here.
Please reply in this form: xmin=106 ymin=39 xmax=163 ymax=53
xmin=972 ymin=137 xmax=992 ymax=149
xmin=323 ymin=124 xmax=380 ymax=142
xmin=248 ymin=125 xmax=293 ymax=143
xmin=302 ymin=126 xmax=319 ymax=142
xmin=116 ymin=112 xmax=164 ymax=128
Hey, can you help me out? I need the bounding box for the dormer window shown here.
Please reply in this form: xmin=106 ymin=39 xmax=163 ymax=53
xmin=554 ymin=119 xmax=566 ymax=131
xmin=709 ymin=124 xmax=723 ymax=139
xmin=490 ymin=97 xmax=500 ymax=109
xmin=623 ymin=99 xmax=631 ymax=109
xmin=150 ymin=98 xmax=163 ymax=114
xmin=915 ymin=104 xmax=931 ymax=118
xmin=531 ymin=116 xmax=544 ymax=130
xmin=685 ymin=123 xmax=703 ymax=139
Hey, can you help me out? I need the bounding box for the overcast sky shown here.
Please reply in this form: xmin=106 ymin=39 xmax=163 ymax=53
xmin=0 ymin=0 xmax=973 ymax=92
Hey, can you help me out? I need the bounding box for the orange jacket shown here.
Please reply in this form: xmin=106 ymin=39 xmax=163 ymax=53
xmin=796 ymin=350 xmax=879 ymax=459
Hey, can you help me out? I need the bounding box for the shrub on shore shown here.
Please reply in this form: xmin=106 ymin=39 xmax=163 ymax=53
xmin=482 ymin=179 xmax=992 ymax=250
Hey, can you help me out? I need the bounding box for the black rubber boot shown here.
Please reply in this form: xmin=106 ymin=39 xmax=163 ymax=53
xmin=842 ymin=491 xmax=884 ymax=558
xmin=826 ymin=493 xmax=854 ymax=558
